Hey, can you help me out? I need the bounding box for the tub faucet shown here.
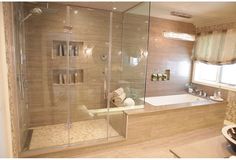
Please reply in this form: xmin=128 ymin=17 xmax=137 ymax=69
xmin=194 ymin=89 xmax=202 ymax=96
xmin=199 ymin=90 xmax=203 ymax=96
xmin=202 ymin=91 xmax=207 ymax=97
xmin=195 ymin=89 xmax=207 ymax=97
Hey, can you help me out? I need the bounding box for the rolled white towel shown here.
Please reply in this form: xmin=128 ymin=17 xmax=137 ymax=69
xmin=111 ymin=92 xmax=126 ymax=107
xmin=124 ymin=98 xmax=135 ymax=106
xmin=112 ymin=87 xmax=124 ymax=97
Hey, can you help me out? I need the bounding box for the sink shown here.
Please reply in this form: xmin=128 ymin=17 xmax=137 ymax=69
xmin=222 ymin=125 xmax=236 ymax=152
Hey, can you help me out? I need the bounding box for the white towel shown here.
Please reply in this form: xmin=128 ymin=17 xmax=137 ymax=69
xmin=111 ymin=92 xmax=126 ymax=107
xmin=124 ymin=98 xmax=135 ymax=106
xmin=112 ymin=87 xmax=124 ymax=97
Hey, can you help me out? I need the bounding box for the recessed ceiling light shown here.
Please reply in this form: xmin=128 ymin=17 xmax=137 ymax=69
xmin=163 ymin=32 xmax=195 ymax=41
xmin=113 ymin=7 xmax=117 ymax=10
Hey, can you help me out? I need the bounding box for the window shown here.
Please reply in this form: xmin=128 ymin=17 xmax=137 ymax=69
xmin=221 ymin=63 xmax=236 ymax=85
xmin=193 ymin=61 xmax=236 ymax=91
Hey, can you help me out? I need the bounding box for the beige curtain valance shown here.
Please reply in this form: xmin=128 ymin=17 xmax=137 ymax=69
xmin=192 ymin=26 xmax=236 ymax=65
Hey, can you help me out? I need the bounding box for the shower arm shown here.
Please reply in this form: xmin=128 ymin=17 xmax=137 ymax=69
xmin=21 ymin=13 xmax=33 ymax=23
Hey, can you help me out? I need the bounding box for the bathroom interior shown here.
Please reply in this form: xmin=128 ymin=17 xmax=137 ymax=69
xmin=1 ymin=1 xmax=236 ymax=158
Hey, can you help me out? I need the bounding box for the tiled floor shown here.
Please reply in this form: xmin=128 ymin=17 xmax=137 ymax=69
xmin=35 ymin=125 xmax=222 ymax=158
xmin=29 ymin=119 xmax=119 ymax=150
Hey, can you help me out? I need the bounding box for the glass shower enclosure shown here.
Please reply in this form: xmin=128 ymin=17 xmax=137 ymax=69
xmin=12 ymin=2 xmax=150 ymax=155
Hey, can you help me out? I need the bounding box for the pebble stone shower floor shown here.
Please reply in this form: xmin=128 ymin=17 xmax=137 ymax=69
xmin=29 ymin=119 xmax=119 ymax=150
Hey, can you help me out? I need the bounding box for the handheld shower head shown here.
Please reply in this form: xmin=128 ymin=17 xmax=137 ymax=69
xmin=30 ymin=8 xmax=43 ymax=15
xmin=21 ymin=7 xmax=43 ymax=23
xmin=20 ymin=3 xmax=58 ymax=23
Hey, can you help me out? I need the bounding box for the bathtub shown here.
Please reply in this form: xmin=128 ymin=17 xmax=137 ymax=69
xmin=142 ymin=94 xmax=206 ymax=106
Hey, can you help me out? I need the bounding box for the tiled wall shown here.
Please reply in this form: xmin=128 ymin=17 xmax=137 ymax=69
xmin=146 ymin=17 xmax=196 ymax=97
xmin=225 ymin=91 xmax=236 ymax=123
xmin=193 ymin=83 xmax=236 ymax=123
xmin=3 ymin=2 xmax=19 ymax=156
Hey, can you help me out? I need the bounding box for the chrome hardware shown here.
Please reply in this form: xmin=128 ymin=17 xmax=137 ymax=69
xmin=151 ymin=73 xmax=158 ymax=81
xmin=151 ymin=69 xmax=170 ymax=81
xmin=63 ymin=25 xmax=73 ymax=33
xmin=194 ymin=89 xmax=208 ymax=97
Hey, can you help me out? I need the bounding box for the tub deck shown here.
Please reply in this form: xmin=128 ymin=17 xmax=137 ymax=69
xmin=125 ymin=96 xmax=225 ymax=115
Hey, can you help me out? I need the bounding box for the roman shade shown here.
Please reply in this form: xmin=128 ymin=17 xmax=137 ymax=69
xmin=192 ymin=28 xmax=236 ymax=65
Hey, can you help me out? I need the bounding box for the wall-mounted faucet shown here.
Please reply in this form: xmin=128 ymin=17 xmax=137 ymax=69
xmin=151 ymin=69 xmax=170 ymax=81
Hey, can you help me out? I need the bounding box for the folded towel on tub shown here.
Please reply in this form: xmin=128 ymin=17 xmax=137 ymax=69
xmin=124 ymin=98 xmax=135 ymax=106
xmin=112 ymin=87 xmax=124 ymax=97
xmin=111 ymin=92 xmax=126 ymax=107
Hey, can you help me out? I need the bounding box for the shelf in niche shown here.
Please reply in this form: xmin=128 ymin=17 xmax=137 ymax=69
xmin=53 ymin=83 xmax=83 ymax=86
xmin=52 ymin=40 xmax=83 ymax=59
xmin=52 ymin=69 xmax=84 ymax=85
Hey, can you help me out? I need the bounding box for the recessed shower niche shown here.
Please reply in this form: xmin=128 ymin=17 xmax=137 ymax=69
xmin=13 ymin=2 xmax=150 ymax=156
xmin=52 ymin=69 xmax=84 ymax=85
xmin=52 ymin=40 xmax=83 ymax=58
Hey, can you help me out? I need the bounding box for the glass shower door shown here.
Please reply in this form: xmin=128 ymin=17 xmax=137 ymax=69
xmin=17 ymin=3 xmax=71 ymax=151
xmin=67 ymin=6 xmax=112 ymax=145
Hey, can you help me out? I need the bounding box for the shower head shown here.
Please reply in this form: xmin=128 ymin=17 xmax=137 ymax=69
xmin=21 ymin=7 xmax=43 ymax=23
xmin=30 ymin=7 xmax=43 ymax=15
xmin=20 ymin=3 xmax=58 ymax=23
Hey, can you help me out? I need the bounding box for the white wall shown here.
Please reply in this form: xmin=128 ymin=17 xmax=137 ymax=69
xmin=0 ymin=2 xmax=13 ymax=157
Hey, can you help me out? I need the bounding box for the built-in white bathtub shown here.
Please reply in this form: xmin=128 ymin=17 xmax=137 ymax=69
xmin=142 ymin=94 xmax=206 ymax=106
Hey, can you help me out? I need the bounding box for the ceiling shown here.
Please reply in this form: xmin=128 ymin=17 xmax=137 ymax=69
xmin=150 ymin=2 xmax=236 ymax=27
xmin=62 ymin=2 xmax=236 ymax=27
xmin=63 ymin=2 xmax=140 ymax=12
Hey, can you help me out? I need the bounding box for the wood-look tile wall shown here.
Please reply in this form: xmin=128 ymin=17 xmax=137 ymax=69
xmin=127 ymin=103 xmax=226 ymax=144
xmin=193 ymin=83 xmax=236 ymax=123
xmin=3 ymin=2 xmax=20 ymax=157
xmin=34 ymin=102 xmax=226 ymax=158
xmin=146 ymin=17 xmax=196 ymax=97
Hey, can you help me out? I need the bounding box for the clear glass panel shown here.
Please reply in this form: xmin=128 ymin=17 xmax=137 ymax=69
xmin=108 ymin=2 xmax=150 ymax=138
xmin=14 ymin=2 xmax=70 ymax=151
xmin=120 ymin=2 xmax=150 ymax=107
xmin=13 ymin=2 xmax=150 ymax=153
xmin=68 ymin=6 xmax=111 ymax=144
xmin=13 ymin=3 xmax=29 ymax=152
xmin=107 ymin=11 xmax=125 ymax=139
